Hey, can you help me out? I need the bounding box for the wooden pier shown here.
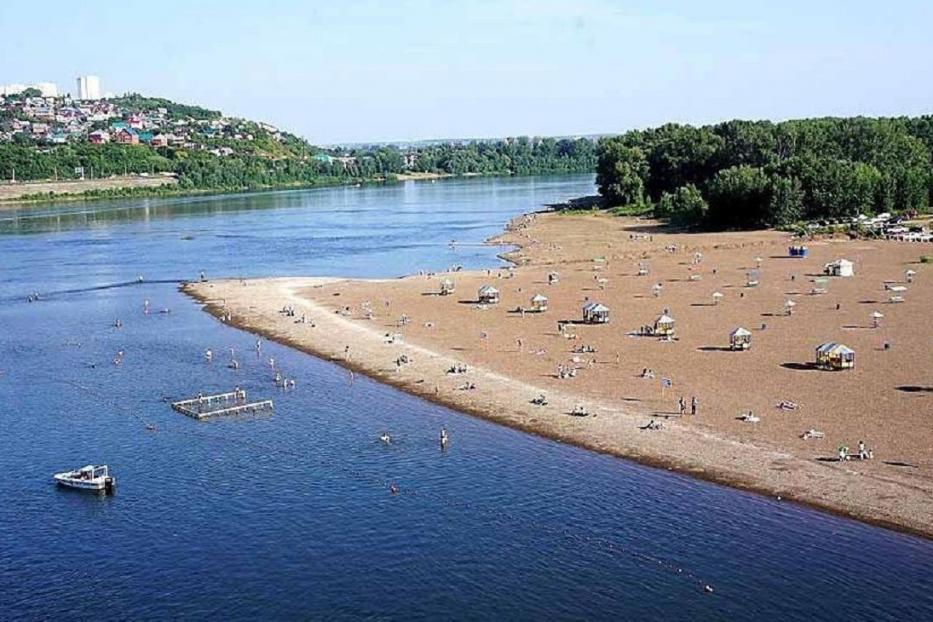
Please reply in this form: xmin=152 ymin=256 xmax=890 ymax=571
xmin=171 ymin=390 xmax=274 ymax=420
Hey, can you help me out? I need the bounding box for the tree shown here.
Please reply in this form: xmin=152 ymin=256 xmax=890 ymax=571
xmin=657 ymin=184 xmax=708 ymax=227
xmin=596 ymin=142 xmax=648 ymax=206
xmin=706 ymin=165 xmax=772 ymax=228
xmin=768 ymin=176 xmax=804 ymax=225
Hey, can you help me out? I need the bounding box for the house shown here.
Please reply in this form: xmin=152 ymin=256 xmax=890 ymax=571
xmin=313 ymin=153 xmax=334 ymax=164
xmin=114 ymin=128 xmax=139 ymax=144
xmin=530 ymin=293 xmax=548 ymax=312
xmin=89 ymin=130 xmax=110 ymax=144
xmin=582 ymin=302 xmax=609 ymax=324
xmin=815 ymin=342 xmax=855 ymax=370
xmin=730 ymin=327 xmax=751 ymax=350
xmin=824 ymin=259 xmax=854 ymax=277
xmin=150 ymin=134 xmax=170 ymax=148
xmin=477 ymin=285 xmax=500 ymax=304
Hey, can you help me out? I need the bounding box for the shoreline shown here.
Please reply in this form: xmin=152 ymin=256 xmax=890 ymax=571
xmin=183 ymin=212 xmax=933 ymax=540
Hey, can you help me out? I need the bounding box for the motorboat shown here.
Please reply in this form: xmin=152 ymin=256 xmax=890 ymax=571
xmin=53 ymin=465 xmax=115 ymax=494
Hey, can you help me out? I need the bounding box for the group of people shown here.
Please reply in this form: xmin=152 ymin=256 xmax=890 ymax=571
xmin=838 ymin=440 xmax=873 ymax=462
xmin=678 ymin=396 xmax=699 ymax=417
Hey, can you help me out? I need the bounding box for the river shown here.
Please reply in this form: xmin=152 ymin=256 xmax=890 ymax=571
xmin=1 ymin=175 xmax=931 ymax=620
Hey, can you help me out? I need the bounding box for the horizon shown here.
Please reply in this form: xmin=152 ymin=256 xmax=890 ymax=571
xmin=2 ymin=1 xmax=933 ymax=144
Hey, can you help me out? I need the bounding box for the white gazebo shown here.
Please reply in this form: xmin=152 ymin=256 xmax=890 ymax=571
xmin=530 ymin=293 xmax=548 ymax=312
xmin=815 ymin=342 xmax=855 ymax=370
xmin=824 ymin=259 xmax=855 ymax=277
xmin=654 ymin=313 xmax=675 ymax=338
xmin=582 ymin=302 xmax=610 ymax=324
xmin=477 ymin=285 xmax=500 ymax=304
xmin=730 ymin=327 xmax=752 ymax=350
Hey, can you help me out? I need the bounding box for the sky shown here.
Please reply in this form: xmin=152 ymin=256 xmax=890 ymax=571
xmin=1 ymin=0 xmax=931 ymax=144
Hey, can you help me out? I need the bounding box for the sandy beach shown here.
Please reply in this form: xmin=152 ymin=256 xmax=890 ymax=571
xmin=0 ymin=175 xmax=176 ymax=204
xmin=185 ymin=211 xmax=933 ymax=537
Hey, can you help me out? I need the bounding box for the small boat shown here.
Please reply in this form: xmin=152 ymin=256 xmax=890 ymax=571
xmin=53 ymin=465 xmax=115 ymax=494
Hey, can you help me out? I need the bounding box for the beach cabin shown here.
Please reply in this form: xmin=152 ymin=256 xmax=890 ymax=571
xmin=530 ymin=293 xmax=548 ymax=312
xmin=788 ymin=245 xmax=809 ymax=258
xmin=730 ymin=327 xmax=752 ymax=350
xmin=824 ymin=259 xmax=854 ymax=277
xmin=547 ymin=271 xmax=560 ymax=285
xmin=477 ymin=285 xmax=500 ymax=304
xmin=654 ymin=313 xmax=675 ymax=338
xmin=582 ymin=302 xmax=610 ymax=324
xmin=815 ymin=342 xmax=855 ymax=370
xmin=439 ymin=278 xmax=455 ymax=296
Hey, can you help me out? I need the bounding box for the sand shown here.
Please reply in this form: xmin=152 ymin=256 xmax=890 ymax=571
xmin=0 ymin=175 xmax=176 ymax=204
xmin=184 ymin=211 xmax=933 ymax=537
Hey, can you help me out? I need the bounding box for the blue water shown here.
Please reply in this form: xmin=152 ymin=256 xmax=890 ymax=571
xmin=1 ymin=176 xmax=931 ymax=621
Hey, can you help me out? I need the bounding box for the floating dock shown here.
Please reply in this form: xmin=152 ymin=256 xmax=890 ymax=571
xmin=171 ymin=390 xmax=274 ymax=420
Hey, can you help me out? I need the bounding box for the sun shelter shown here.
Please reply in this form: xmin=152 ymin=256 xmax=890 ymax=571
xmin=582 ymin=302 xmax=610 ymax=324
xmin=654 ymin=313 xmax=675 ymax=337
xmin=477 ymin=285 xmax=500 ymax=304
xmin=815 ymin=342 xmax=855 ymax=370
xmin=530 ymin=293 xmax=548 ymax=312
xmin=730 ymin=327 xmax=751 ymax=350
xmin=870 ymin=310 xmax=884 ymax=328
xmin=746 ymin=270 xmax=760 ymax=287
xmin=439 ymin=278 xmax=455 ymax=296
xmin=824 ymin=259 xmax=855 ymax=277
xmin=784 ymin=299 xmax=797 ymax=315
xmin=712 ymin=291 xmax=724 ymax=305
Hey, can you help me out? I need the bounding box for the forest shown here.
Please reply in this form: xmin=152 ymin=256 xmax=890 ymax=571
xmin=595 ymin=116 xmax=933 ymax=228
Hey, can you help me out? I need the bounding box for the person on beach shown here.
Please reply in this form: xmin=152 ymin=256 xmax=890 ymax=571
xmin=691 ymin=396 xmax=698 ymax=416
xmin=678 ymin=397 xmax=686 ymax=416
xmin=440 ymin=427 xmax=449 ymax=448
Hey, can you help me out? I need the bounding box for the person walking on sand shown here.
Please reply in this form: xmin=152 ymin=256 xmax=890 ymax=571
xmin=691 ymin=396 xmax=698 ymax=416
xmin=678 ymin=397 xmax=686 ymax=416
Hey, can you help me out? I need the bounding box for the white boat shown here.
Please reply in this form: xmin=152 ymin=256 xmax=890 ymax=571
xmin=53 ymin=465 xmax=115 ymax=493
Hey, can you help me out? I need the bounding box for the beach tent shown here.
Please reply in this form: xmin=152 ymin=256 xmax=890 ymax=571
xmin=815 ymin=342 xmax=855 ymax=370
xmin=477 ymin=285 xmax=500 ymax=304
xmin=824 ymin=259 xmax=855 ymax=277
xmin=530 ymin=293 xmax=548 ymax=312
xmin=730 ymin=327 xmax=752 ymax=350
xmin=439 ymin=278 xmax=455 ymax=296
xmin=582 ymin=302 xmax=610 ymax=324
xmin=654 ymin=313 xmax=675 ymax=337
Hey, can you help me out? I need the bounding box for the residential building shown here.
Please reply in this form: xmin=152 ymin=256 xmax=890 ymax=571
xmin=76 ymin=75 xmax=101 ymax=100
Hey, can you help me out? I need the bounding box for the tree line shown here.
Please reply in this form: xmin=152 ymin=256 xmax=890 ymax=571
xmin=596 ymin=117 xmax=933 ymax=228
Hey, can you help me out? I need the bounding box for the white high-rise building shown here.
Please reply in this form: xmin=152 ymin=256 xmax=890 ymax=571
xmin=76 ymin=75 xmax=101 ymax=100
xmin=36 ymin=82 xmax=58 ymax=97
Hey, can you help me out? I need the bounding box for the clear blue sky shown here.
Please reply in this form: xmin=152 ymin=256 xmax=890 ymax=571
xmin=2 ymin=0 xmax=931 ymax=144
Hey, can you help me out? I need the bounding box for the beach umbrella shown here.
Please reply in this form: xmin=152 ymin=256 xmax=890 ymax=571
xmin=871 ymin=310 xmax=884 ymax=328
xmin=784 ymin=300 xmax=797 ymax=315
xmin=905 ymin=269 xmax=916 ymax=283
xmin=712 ymin=292 xmax=724 ymax=305
xmin=755 ymin=256 xmax=763 ymax=267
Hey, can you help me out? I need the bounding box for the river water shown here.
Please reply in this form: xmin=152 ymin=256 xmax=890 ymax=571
xmin=0 ymin=175 xmax=931 ymax=620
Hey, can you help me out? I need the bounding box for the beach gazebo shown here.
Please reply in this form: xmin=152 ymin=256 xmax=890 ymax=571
xmin=582 ymin=302 xmax=610 ymax=324
xmin=712 ymin=291 xmax=724 ymax=305
xmin=477 ymin=285 xmax=500 ymax=304
xmin=824 ymin=259 xmax=855 ymax=277
xmin=870 ymin=310 xmax=884 ymax=328
xmin=888 ymin=285 xmax=907 ymax=303
xmin=730 ymin=327 xmax=752 ymax=350
xmin=439 ymin=278 xmax=455 ymax=296
xmin=654 ymin=313 xmax=675 ymax=338
xmin=815 ymin=342 xmax=855 ymax=370
xmin=547 ymin=271 xmax=560 ymax=285
xmin=530 ymin=293 xmax=548 ymax=312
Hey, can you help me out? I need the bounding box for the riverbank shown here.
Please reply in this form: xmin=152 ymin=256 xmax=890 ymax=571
xmin=184 ymin=211 xmax=933 ymax=538
xmin=0 ymin=175 xmax=177 ymax=204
